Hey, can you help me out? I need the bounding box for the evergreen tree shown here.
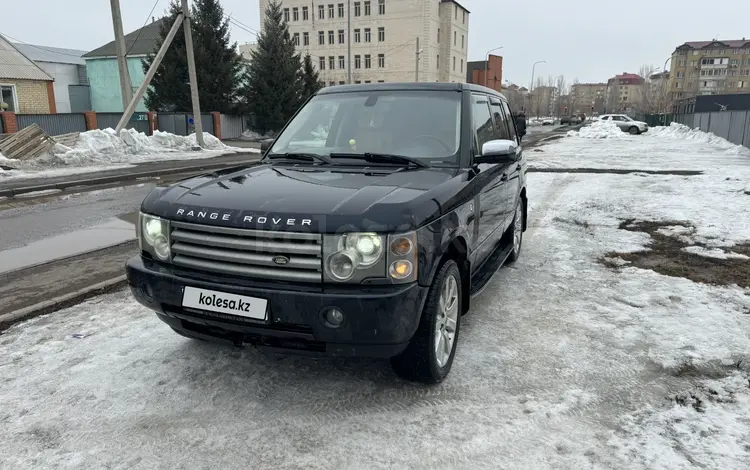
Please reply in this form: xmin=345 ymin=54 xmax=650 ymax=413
xmin=241 ymin=1 xmax=304 ymax=133
xmin=301 ymin=54 xmax=323 ymax=101
xmin=143 ymin=0 xmax=243 ymax=114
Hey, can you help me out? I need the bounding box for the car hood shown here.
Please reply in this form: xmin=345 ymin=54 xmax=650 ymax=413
xmin=142 ymin=162 xmax=467 ymax=233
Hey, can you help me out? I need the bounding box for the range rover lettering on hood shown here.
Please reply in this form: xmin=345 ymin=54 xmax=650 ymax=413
xmin=175 ymin=208 xmax=312 ymax=226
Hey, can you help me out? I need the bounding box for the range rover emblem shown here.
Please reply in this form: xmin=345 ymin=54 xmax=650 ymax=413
xmin=273 ymin=255 xmax=290 ymax=266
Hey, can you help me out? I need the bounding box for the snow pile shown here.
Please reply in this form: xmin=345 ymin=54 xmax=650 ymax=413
xmin=240 ymin=129 xmax=275 ymax=141
xmin=41 ymin=128 xmax=237 ymax=166
xmin=566 ymin=119 xmax=625 ymax=139
xmin=649 ymin=122 xmax=750 ymax=155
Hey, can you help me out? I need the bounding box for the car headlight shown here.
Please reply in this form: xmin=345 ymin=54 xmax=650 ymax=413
xmin=138 ymin=212 xmax=171 ymax=261
xmin=323 ymin=231 xmax=418 ymax=283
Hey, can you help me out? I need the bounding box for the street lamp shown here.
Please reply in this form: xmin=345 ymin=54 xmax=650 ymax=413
xmin=529 ymin=60 xmax=546 ymax=115
xmin=484 ymin=46 xmax=504 ymax=87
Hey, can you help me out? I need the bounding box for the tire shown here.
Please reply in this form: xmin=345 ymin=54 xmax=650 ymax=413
xmin=508 ymin=198 xmax=524 ymax=263
xmin=390 ymin=260 xmax=462 ymax=384
xmin=628 ymin=126 xmax=640 ymax=135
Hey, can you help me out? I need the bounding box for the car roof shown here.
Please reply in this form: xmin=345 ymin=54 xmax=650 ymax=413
xmin=316 ymin=82 xmax=508 ymax=101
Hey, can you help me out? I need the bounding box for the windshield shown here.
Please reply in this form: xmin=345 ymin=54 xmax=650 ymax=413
xmin=270 ymin=90 xmax=462 ymax=165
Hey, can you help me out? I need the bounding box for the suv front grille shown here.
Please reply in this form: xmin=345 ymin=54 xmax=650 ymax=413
xmin=169 ymin=221 xmax=323 ymax=283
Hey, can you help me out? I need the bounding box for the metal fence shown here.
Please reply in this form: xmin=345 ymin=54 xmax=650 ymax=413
xmin=17 ymin=113 xmax=87 ymax=135
xmin=0 ymin=116 xmax=4 ymax=134
xmin=96 ymin=112 xmax=150 ymax=134
xmin=672 ymin=111 xmax=750 ymax=148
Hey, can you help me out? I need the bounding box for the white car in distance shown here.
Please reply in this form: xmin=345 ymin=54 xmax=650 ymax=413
xmin=598 ymin=114 xmax=648 ymax=135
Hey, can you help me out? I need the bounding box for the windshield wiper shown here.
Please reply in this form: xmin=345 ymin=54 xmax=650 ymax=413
xmin=264 ymin=152 xmax=335 ymax=165
xmin=329 ymin=152 xmax=428 ymax=168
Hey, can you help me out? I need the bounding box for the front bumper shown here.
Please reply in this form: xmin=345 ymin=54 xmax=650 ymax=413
xmin=126 ymin=256 xmax=429 ymax=357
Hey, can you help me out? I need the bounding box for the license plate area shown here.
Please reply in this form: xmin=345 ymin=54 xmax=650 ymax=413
xmin=182 ymin=286 xmax=268 ymax=321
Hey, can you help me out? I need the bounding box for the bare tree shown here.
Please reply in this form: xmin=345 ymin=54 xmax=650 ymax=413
xmin=568 ymin=77 xmax=579 ymax=114
xmin=638 ymin=64 xmax=659 ymax=114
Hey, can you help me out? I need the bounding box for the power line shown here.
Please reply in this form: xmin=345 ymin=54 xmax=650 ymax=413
xmin=126 ymin=0 xmax=162 ymax=56
xmin=0 ymin=31 xmax=88 ymax=59
xmin=227 ymin=18 xmax=259 ymax=37
xmin=225 ymin=14 xmax=260 ymax=35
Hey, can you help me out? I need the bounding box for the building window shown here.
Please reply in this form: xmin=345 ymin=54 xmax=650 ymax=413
xmin=452 ymin=56 xmax=455 ymax=71
xmin=329 ymin=81 xmax=335 ymax=86
xmin=293 ymin=7 xmax=299 ymax=21
xmin=354 ymin=29 xmax=361 ymax=43
xmin=329 ymin=56 xmax=335 ymax=69
xmin=319 ymin=31 xmax=325 ymax=45
xmin=365 ymin=54 xmax=371 ymax=68
xmin=364 ymin=0 xmax=371 ymax=15
xmin=328 ymin=30 xmax=334 ymax=44
xmin=318 ymin=5 xmax=325 ymax=19
xmin=303 ymin=32 xmax=310 ymax=46
xmin=378 ymin=54 xmax=385 ymax=67
xmin=460 ymin=59 xmax=463 ymax=72
xmin=302 ymin=6 xmax=309 ymax=20
xmin=378 ymin=0 xmax=385 ymax=14
xmin=0 ymin=84 xmax=18 ymax=112
xmin=364 ymin=28 xmax=371 ymax=42
xmin=461 ymin=35 xmax=464 ymax=49
xmin=436 ymin=54 xmax=439 ymax=68
xmin=742 ymin=69 xmax=750 ymax=76
xmin=732 ymin=48 xmax=741 ymax=54
xmin=462 ymin=10 xmax=466 ymax=23
xmin=354 ymin=1 xmax=361 ymax=16
xmin=338 ymin=3 xmax=344 ymax=17
xmin=319 ymin=57 xmax=326 ymax=70
xmin=378 ymin=80 xmax=385 ymax=83
xmin=453 ymin=31 xmax=456 ymax=46
xmin=293 ymin=33 xmax=300 ymax=45
xmin=339 ymin=81 xmax=346 ymax=85
xmin=355 ymin=55 xmax=361 ymax=69
xmin=454 ymin=4 xmax=457 ymax=19
xmin=678 ymin=59 xmax=686 ymax=66
xmin=437 ymin=28 xmax=440 ymax=42
xmin=731 ymin=59 xmax=739 ymax=66
xmin=283 ymin=8 xmax=290 ymax=21
xmin=739 ymin=81 xmax=746 ymax=88
xmin=339 ymin=56 xmax=345 ymax=68
xmin=364 ymin=80 xmax=371 ymax=83
xmin=338 ymin=30 xmax=345 ymax=43
xmin=328 ymin=4 xmax=334 ymax=18
xmin=378 ymin=27 xmax=385 ymax=42
xmin=355 ymin=80 xmax=361 ymax=84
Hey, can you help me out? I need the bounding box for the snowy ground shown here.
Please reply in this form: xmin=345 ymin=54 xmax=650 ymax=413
xmin=1 ymin=124 xmax=749 ymax=469
xmin=0 ymin=128 xmax=256 ymax=181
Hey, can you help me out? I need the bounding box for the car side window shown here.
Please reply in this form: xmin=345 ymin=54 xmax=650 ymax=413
xmin=489 ymin=98 xmax=511 ymax=141
xmin=500 ymin=100 xmax=519 ymax=143
xmin=600 ymin=116 xmax=610 ymax=120
xmin=471 ymin=94 xmax=495 ymax=154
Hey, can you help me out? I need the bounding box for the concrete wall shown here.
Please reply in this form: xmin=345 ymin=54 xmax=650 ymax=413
xmin=85 ymin=57 xmax=148 ymax=112
xmin=34 ymin=61 xmax=80 ymax=113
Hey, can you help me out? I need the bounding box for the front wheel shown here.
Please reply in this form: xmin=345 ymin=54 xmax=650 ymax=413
xmin=391 ymin=260 xmax=462 ymax=384
xmin=508 ymin=199 xmax=524 ymax=263
xmin=628 ymin=126 xmax=640 ymax=135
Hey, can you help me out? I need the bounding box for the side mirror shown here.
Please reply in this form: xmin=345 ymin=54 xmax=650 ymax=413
xmin=260 ymin=138 xmax=274 ymax=152
xmin=475 ymin=139 xmax=517 ymax=164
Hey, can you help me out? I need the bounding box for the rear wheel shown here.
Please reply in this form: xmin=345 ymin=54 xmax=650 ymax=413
xmin=628 ymin=126 xmax=640 ymax=135
xmin=391 ymin=260 xmax=462 ymax=384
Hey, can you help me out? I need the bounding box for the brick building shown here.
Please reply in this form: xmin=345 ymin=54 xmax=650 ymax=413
xmin=465 ymin=55 xmax=502 ymax=92
xmin=0 ymin=34 xmax=56 ymax=114
xmin=606 ymin=72 xmax=645 ymax=113
xmin=258 ymin=0 xmax=470 ymax=84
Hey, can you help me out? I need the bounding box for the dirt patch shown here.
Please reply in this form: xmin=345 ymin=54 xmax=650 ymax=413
xmin=601 ymin=219 xmax=750 ymax=288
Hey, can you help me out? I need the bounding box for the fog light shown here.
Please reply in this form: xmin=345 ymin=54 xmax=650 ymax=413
xmin=323 ymin=307 xmax=345 ymax=328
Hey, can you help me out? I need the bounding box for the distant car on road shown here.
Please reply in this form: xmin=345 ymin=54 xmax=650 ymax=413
xmin=598 ymin=114 xmax=649 ymax=135
xmin=541 ymin=117 xmax=555 ymax=126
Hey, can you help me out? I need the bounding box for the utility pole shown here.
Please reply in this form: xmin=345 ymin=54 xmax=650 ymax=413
xmin=181 ymin=0 xmax=204 ymax=147
xmin=415 ymin=37 xmax=420 ymax=82
xmin=347 ymin=0 xmax=352 ymax=84
xmin=110 ymin=0 xmax=133 ymax=109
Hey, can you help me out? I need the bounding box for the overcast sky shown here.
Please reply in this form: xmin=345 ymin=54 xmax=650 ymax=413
xmin=3 ymin=0 xmax=750 ymax=86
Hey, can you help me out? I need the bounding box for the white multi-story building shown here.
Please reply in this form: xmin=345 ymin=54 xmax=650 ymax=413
xmin=258 ymin=0 xmax=470 ymax=85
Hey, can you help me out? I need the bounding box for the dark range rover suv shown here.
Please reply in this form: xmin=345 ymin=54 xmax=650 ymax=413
xmin=126 ymin=82 xmax=527 ymax=383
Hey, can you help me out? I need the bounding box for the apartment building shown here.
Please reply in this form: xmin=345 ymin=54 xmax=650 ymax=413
xmin=257 ymin=0 xmax=470 ymax=85
xmin=669 ymin=39 xmax=750 ymax=100
xmin=606 ymin=73 xmax=644 ymax=112
xmin=570 ymin=82 xmax=607 ymax=113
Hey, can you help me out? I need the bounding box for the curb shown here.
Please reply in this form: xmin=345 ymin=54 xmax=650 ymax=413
xmin=0 ymin=239 xmax=137 ymax=278
xmin=0 ymin=275 xmax=128 ymax=331
xmin=0 ymin=154 xmax=261 ymax=198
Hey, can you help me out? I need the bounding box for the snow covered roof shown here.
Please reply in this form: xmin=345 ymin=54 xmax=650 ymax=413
xmin=12 ymin=43 xmax=86 ymax=65
xmin=0 ymin=34 xmax=53 ymax=81
xmin=84 ymin=18 xmax=167 ymax=59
